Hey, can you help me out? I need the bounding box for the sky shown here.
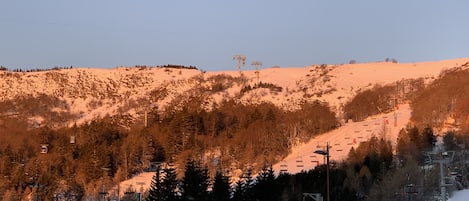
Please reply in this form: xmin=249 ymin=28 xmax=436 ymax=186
xmin=1 ymin=1 xmax=468 ymax=71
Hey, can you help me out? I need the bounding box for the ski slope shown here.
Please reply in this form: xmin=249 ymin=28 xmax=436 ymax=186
xmin=273 ymin=104 xmax=412 ymax=175
xmin=114 ymin=104 xmax=411 ymax=194
xmin=111 ymin=172 xmax=155 ymax=198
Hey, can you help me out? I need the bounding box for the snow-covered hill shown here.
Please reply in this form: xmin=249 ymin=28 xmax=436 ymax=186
xmin=1 ymin=59 xmax=468 ymax=127
xmin=23 ymin=58 xmax=465 ymax=195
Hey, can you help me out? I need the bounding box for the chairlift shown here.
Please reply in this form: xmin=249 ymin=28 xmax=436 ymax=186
xmin=311 ymin=160 xmax=319 ymax=166
xmin=296 ymin=156 xmax=303 ymax=163
xmin=334 ymin=143 xmax=340 ymax=146
xmin=366 ymin=129 xmax=372 ymax=132
xmin=296 ymin=156 xmax=304 ymax=168
xmin=40 ymin=144 xmax=49 ymax=154
xmin=280 ymin=161 xmax=288 ymax=172
xmin=70 ymin=136 xmax=76 ymax=144
xmin=404 ymin=184 xmax=418 ymax=194
xmin=354 ymin=130 xmax=360 ymax=133
xmin=336 ymin=149 xmax=343 ymax=152
xmin=344 ymin=136 xmax=351 ymax=140
xmin=357 ymin=136 xmax=363 ymax=139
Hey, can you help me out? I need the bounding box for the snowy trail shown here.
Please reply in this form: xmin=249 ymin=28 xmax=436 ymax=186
xmin=273 ymin=104 xmax=412 ymax=175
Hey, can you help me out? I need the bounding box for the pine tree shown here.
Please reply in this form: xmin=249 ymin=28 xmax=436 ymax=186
xmin=396 ymin=128 xmax=410 ymax=155
xmin=146 ymin=166 xmax=162 ymax=201
xmin=254 ymin=166 xmax=278 ymax=201
xmin=232 ymin=168 xmax=254 ymax=201
xmin=243 ymin=168 xmax=255 ymax=201
xmin=422 ymin=127 xmax=436 ymax=150
xmin=210 ymin=170 xmax=231 ymax=201
xmin=160 ymin=165 xmax=179 ymax=201
xmin=232 ymin=179 xmax=245 ymax=201
xmin=146 ymin=165 xmax=179 ymax=201
xmin=180 ymin=160 xmax=209 ymax=201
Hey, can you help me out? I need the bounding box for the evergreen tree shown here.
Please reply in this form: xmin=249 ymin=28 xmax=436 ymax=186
xmin=180 ymin=160 xmax=209 ymax=201
xmin=242 ymin=168 xmax=255 ymax=201
xmin=210 ymin=170 xmax=231 ymax=201
xmin=443 ymin=131 xmax=457 ymax=150
xmin=253 ymin=165 xmax=278 ymax=201
xmin=397 ymin=128 xmax=411 ymax=155
xmin=161 ymin=165 xmax=179 ymax=201
xmin=422 ymin=127 xmax=436 ymax=150
xmin=232 ymin=179 xmax=245 ymax=201
xmin=146 ymin=164 xmax=179 ymax=201
xmin=232 ymin=168 xmax=254 ymax=201
xmin=146 ymin=166 xmax=163 ymax=201
xmin=407 ymin=126 xmax=420 ymax=148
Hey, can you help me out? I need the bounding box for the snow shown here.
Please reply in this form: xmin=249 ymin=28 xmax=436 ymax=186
xmin=114 ymin=172 xmax=156 ymax=197
xmin=273 ymin=104 xmax=411 ymax=175
xmin=449 ymin=189 xmax=469 ymax=201
xmin=2 ymin=59 xmax=469 ymax=196
xmin=1 ymin=59 xmax=468 ymax=127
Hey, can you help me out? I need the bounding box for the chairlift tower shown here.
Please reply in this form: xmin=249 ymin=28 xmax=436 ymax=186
xmin=425 ymin=151 xmax=455 ymax=201
xmin=251 ymin=61 xmax=262 ymax=83
xmin=233 ymin=54 xmax=246 ymax=75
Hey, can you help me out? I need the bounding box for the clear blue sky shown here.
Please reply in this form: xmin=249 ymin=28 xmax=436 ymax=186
xmin=1 ymin=1 xmax=468 ymax=71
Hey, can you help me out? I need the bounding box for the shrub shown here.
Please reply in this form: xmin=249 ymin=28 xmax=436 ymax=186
xmin=240 ymin=82 xmax=282 ymax=94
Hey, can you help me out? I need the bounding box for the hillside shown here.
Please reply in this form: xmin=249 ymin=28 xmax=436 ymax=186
xmin=1 ymin=59 xmax=468 ymax=127
xmin=2 ymin=58 xmax=469 ymax=200
xmin=273 ymin=103 xmax=411 ymax=175
xmin=116 ymin=103 xmax=411 ymax=195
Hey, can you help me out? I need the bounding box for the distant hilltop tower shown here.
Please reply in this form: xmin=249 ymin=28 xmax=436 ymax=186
xmin=233 ymin=54 xmax=246 ymax=75
xmin=251 ymin=61 xmax=262 ymax=83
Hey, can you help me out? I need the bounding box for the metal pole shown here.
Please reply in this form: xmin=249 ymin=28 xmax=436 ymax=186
xmin=326 ymin=142 xmax=330 ymax=201
xmin=233 ymin=55 xmax=246 ymax=75
xmin=439 ymin=161 xmax=446 ymax=201
xmin=314 ymin=144 xmax=330 ymax=201
xmin=251 ymin=61 xmax=262 ymax=83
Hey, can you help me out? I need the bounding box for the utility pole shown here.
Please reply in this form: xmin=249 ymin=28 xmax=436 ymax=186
xmin=251 ymin=61 xmax=262 ymax=83
xmin=314 ymin=142 xmax=330 ymax=201
xmin=233 ymin=54 xmax=246 ymax=75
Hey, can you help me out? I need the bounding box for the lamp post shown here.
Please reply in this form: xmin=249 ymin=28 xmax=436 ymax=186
xmin=314 ymin=142 xmax=330 ymax=201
